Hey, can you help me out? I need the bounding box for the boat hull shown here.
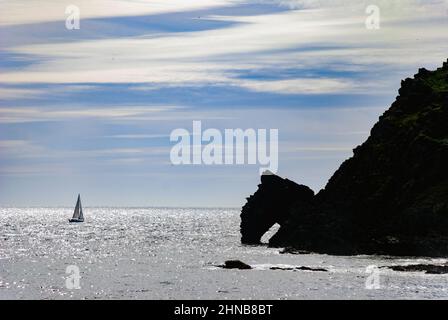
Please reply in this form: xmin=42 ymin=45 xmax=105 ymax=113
xmin=68 ymin=218 xmax=84 ymax=223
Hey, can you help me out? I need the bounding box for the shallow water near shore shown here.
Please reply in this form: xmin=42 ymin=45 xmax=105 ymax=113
xmin=1 ymin=207 xmax=447 ymax=300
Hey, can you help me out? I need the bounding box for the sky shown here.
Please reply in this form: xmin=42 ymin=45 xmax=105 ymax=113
xmin=0 ymin=0 xmax=447 ymax=207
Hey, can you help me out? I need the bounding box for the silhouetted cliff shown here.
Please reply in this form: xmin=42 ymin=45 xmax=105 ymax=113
xmin=241 ymin=60 xmax=448 ymax=256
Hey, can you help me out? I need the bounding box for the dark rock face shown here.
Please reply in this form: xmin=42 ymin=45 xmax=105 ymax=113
xmin=240 ymin=172 xmax=314 ymax=244
xmin=241 ymin=60 xmax=448 ymax=256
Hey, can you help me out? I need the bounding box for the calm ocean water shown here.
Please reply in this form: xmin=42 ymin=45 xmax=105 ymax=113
xmin=1 ymin=207 xmax=447 ymax=299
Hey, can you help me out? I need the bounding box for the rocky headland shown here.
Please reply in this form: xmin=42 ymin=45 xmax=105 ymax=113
xmin=241 ymin=60 xmax=448 ymax=256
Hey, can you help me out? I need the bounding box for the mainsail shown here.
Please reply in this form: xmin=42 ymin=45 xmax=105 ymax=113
xmin=78 ymin=196 xmax=83 ymax=220
xmin=72 ymin=194 xmax=82 ymax=219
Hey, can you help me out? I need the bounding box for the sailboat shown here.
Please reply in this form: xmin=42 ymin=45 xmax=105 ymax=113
xmin=69 ymin=194 xmax=84 ymax=223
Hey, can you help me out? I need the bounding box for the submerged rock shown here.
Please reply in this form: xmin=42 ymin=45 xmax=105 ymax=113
xmin=219 ymin=260 xmax=252 ymax=270
xmin=279 ymin=247 xmax=311 ymax=255
xmin=241 ymin=60 xmax=448 ymax=256
xmin=386 ymin=264 xmax=448 ymax=274
xmin=295 ymin=266 xmax=327 ymax=272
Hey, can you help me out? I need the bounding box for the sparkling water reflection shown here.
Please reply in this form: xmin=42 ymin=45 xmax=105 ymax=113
xmin=1 ymin=207 xmax=447 ymax=299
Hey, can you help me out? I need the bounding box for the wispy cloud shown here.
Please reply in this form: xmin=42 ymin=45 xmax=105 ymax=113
xmin=1 ymin=1 xmax=447 ymax=96
xmin=0 ymin=105 xmax=237 ymax=124
xmin=103 ymin=134 xmax=169 ymax=139
xmin=0 ymin=105 xmax=182 ymax=123
xmin=0 ymin=87 xmax=43 ymax=99
xmin=236 ymin=78 xmax=359 ymax=94
xmin=0 ymin=0 xmax=229 ymax=26
xmin=0 ymin=139 xmax=31 ymax=148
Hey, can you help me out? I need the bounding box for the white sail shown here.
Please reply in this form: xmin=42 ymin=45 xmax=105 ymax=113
xmin=78 ymin=197 xmax=83 ymax=220
xmin=72 ymin=194 xmax=81 ymax=219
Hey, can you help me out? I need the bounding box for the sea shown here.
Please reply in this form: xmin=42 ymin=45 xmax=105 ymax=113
xmin=1 ymin=207 xmax=447 ymax=299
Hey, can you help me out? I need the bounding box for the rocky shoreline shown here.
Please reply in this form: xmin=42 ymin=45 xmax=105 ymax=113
xmin=241 ymin=60 xmax=448 ymax=257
